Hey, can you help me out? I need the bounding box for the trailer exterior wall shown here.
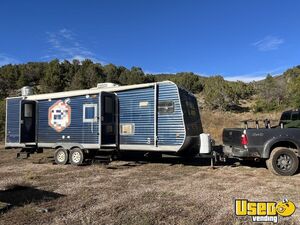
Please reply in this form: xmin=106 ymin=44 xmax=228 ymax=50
xmin=117 ymin=86 xmax=155 ymax=145
xmin=116 ymin=82 xmax=186 ymax=150
xmin=177 ymin=88 xmax=203 ymax=154
xmin=157 ymin=82 xmax=185 ymax=146
xmin=6 ymin=97 xmax=22 ymax=144
xmin=5 ymin=81 xmax=198 ymax=153
xmin=37 ymin=95 xmax=99 ymax=145
xmin=179 ymin=88 xmax=203 ymax=136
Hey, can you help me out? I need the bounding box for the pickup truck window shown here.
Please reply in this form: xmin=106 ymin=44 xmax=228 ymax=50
xmin=280 ymin=110 xmax=300 ymax=127
xmin=291 ymin=112 xmax=299 ymax=120
xmin=280 ymin=111 xmax=291 ymax=121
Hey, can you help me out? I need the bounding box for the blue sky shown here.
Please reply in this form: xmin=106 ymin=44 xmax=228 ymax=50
xmin=0 ymin=0 xmax=299 ymax=81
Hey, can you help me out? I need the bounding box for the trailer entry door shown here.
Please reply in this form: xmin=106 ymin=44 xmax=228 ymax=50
xmin=101 ymin=92 xmax=119 ymax=146
xmin=20 ymin=100 xmax=36 ymax=143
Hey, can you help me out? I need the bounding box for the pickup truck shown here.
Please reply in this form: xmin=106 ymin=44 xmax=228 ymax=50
xmin=222 ymin=109 xmax=300 ymax=176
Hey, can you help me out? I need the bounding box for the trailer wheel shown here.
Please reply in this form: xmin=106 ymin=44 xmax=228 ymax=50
xmin=54 ymin=148 xmax=68 ymax=165
xmin=266 ymin=147 xmax=299 ymax=176
xmin=69 ymin=148 xmax=84 ymax=166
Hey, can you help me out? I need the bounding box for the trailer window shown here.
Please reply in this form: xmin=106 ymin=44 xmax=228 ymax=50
xmin=280 ymin=112 xmax=291 ymax=121
xmin=291 ymin=112 xmax=299 ymax=120
xmin=24 ymin=104 xmax=33 ymax=118
xmin=186 ymin=100 xmax=198 ymax=118
xmin=83 ymin=104 xmax=97 ymax=122
xmin=158 ymin=101 xmax=174 ymax=114
xmin=104 ymin=96 xmax=113 ymax=113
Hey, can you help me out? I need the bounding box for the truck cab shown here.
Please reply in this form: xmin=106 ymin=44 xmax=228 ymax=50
xmin=279 ymin=109 xmax=300 ymax=128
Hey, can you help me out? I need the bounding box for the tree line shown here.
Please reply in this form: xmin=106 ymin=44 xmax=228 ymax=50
xmin=0 ymin=59 xmax=300 ymax=139
xmin=0 ymin=58 xmax=253 ymax=102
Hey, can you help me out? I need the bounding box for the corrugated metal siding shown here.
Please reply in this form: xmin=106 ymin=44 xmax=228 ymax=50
xmin=117 ymin=87 xmax=155 ymax=145
xmin=38 ymin=95 xmax=99 ymax=144
xmin=6 ymin=98 xmax=22 ymax=143
xmin=158 ymin=83 xmax=185 ymax=146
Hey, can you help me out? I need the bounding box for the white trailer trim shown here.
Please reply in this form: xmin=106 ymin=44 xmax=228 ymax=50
xmin=17 ymin=82 xmax=173 ymax=101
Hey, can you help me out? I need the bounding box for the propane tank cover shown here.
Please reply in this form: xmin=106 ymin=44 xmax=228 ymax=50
xmin=199 ymin=133 xmax=212 ymax=154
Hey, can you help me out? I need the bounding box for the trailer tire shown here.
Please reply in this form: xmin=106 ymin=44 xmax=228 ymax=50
xmin=69 ymin=148 xmax=84 ymax=166
xmin=54 ymin=148 xmax=69 ymax=165
xmin=266 ymin=147 xmax=299 ymax=176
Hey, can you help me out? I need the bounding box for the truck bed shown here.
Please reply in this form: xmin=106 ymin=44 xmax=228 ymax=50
xmin=222 ymin=110 xmax=300 ymax=175
xmin=223 ymin=126 xmax=300 ymax=158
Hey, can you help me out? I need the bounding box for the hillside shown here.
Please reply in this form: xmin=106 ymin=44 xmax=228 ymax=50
xmin=201 ymin=110 xmax=281 ymax=144
xmin=1 ymin=60 xmax=300 ymax=140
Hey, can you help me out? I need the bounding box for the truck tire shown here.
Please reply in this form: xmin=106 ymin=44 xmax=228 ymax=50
xmin=69 ymin=148 xmax=84 ymax=166
xmin=266 ymin=147 xmax=299 ymax=176
xmin=54 ymin=148 xmax=69 ymax=165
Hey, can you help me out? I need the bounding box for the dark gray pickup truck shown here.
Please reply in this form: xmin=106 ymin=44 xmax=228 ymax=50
xmin=223 ymin=109 xmax=300 ymax=176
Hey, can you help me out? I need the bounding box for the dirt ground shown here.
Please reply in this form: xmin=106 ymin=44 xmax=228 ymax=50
xmin=0 ymin=147 xmax=299 ymax=225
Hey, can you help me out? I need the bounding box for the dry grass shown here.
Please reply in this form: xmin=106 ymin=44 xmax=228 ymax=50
xmin=201 ymin=110 xmax=281 ymax=144
xmin=0 ymin=111 xmax=299 ymax=225
xmin=0 ymin=147 xmax=300 ymax=225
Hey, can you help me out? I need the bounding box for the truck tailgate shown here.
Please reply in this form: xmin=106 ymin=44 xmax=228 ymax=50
xmin=222 ymin=128 xmax=244 ymax=146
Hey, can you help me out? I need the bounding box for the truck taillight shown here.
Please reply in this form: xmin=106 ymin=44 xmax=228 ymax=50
xmin=241 ymin=134 xmax=248 ymax=145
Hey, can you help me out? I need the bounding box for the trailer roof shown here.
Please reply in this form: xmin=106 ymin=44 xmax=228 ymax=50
xmin=8 ymin=81 xmax=174 ymax=101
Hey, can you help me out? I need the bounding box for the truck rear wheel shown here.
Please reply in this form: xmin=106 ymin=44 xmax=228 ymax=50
xmin=69 ymin=148 xmax=84 ymax=166
xmin=266 ymin=147 xmax=299 ymax=176
xmin=54 ymin=148 xmax=69 ymax=165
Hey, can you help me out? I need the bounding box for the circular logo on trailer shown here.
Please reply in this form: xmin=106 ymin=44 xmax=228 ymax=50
xmin=48 ymin=100 xmax=71 ymax=132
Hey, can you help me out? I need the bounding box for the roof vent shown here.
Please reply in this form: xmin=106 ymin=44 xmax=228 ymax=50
xmin=21 ymin=86 xmax=33 ymax=97
xmin=96 ymin=83 xmax=119 ymax=88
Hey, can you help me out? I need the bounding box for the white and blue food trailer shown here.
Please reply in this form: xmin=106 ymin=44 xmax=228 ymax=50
xmin=5 ymin=81 xmax=212 ymax=165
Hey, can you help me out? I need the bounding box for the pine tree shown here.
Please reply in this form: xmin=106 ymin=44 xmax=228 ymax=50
xmin=41 ymin=59 xmax=65 ymax=93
